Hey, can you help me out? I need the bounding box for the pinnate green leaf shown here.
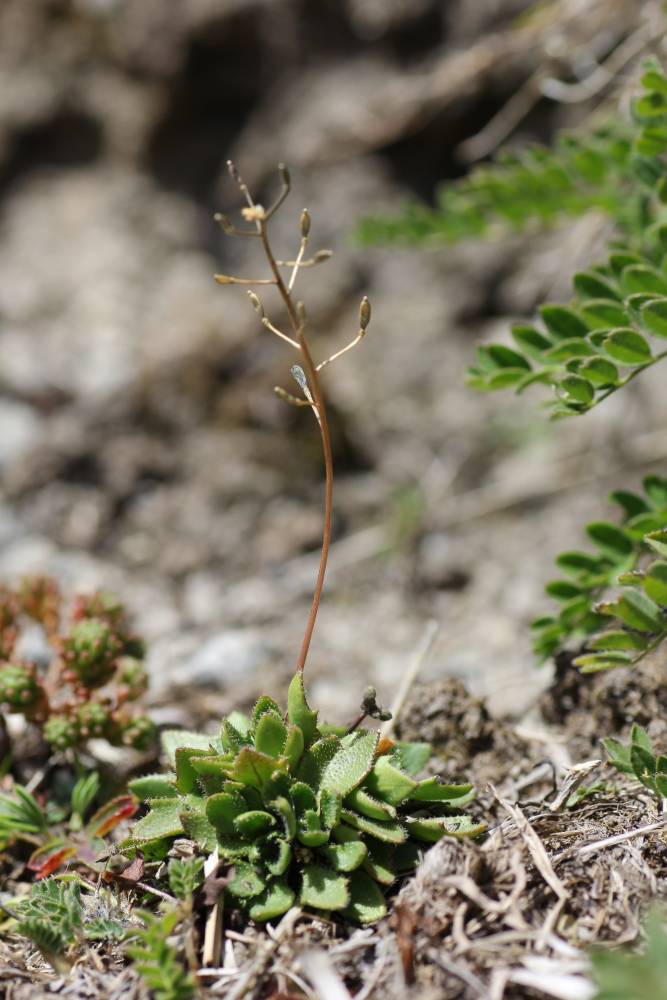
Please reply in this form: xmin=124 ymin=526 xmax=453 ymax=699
xmin=540 ymin=305 xmax=589 ymax=340
xmin=643 ymin=561 xmax=667 ymax=606
xmin=603 ymin=328 xmax=652 ymax=365
xmin=586 ymin=521 xmax=633 ymax=560
xmin=560 ymin=374 xmax=594 ymax=404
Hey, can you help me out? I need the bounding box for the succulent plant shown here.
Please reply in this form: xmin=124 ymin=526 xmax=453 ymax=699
xmin=0 ymin=662 xmax=41 ymax=710
xmin=44 ymin=715 xmax=81 ymax=751
xmin=116 ymin=656 xmax=149 ymax=701
xmin=129 ymin=675 xmax=484 ymax=924
xmin=0 ymin=576 xmax=154 ymax=758
xmin=0 ymin=586 xmax=18 ymax=659
xmin=18 ymin=575 xmax=61 ymax=636
xmin=121 ymin=715 xmax=158 ymax=751
xmin=61 ymin=618 xmax=122 ymax=688
xmin=72 ymin=590 xmax=146 ymax=660
xmin=76 ymin=700 xmax=112 ymax=739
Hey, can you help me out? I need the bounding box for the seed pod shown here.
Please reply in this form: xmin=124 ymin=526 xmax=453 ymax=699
xmin=247 ymin=291 xmax=264 ymax=317
xmin=300 ymin=209 xmax=311 ymax=238
xmin=359 ymin=296 xmax=371 ymax=331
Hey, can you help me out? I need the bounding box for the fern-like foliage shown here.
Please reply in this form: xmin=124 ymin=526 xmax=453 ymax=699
xmin=13 ymin=879 xmax=84 ymax=955
xmin=533 ymin=476 xmax=667 ymax=668
xmin=357 ymin=123 xmax=637 ymax=246
xmin=12 ymin=878 xmax=126 ymax=956
xmin=370 ymin=61 xmax=667 ymax=674
xmin=459 ymin=66 xmax=667 ymax=416
xmin=466 ymin=239 xmax=667 ymax=416
xmin=127 ymin=675 xmax=483 ymax=925
xmin=126 ymin=908 xmax=196 ymax=1000
xmin=591 ymin=909 xmax=667 ymax=1000
xmin=357 ymin=63 xmax=667 ymax=250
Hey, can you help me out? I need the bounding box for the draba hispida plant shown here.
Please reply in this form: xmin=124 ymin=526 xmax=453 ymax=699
xmin=0 ymin=575 xmax=155 ymax=754
xmin=125 ymin=161 xmax=485 ymax=925
xmin=129 ymin=675 xmax=482 ymax=924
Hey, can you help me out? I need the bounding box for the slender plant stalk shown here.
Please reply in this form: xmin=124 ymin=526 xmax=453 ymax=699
xmin=220 ymin=162 xmax=367 ymax=678
xmin=257 ymin=224 xmax=333 ymax=676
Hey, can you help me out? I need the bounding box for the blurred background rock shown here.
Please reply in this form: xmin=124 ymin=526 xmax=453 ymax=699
xmin=0 ymin=0 xmax=664 ymax=729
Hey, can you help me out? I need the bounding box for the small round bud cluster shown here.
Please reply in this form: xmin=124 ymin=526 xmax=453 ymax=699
xmin=115 ymin=656 xmax=148 ymax=701
xmin=44 ymin=714 xmax=80 ymax=751
xmin=76 ymin=700 xmax=112 ymax=739
xmin=72 ymin=590 xmax=124 ymax=627
xmin=18 ymin=575 xmax=61 ymax=635
xmin=120 ymin=715 xmax=157 ymax=751
xmin=61 ymin=618 xmax=122 ymax=688
xmin=0 ymin=576 xmax=151 ymax=757
xmin=72 ymin=591 xmax=145 ymax=660
xmin=0 ymin=662 xmax=41 ymax=709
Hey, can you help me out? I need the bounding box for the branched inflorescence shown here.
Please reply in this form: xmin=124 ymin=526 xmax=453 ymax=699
xmin=214 ymin=160 xmax=371 ymax=675
xmin=0 ymin=575 xmax=154 ymax=754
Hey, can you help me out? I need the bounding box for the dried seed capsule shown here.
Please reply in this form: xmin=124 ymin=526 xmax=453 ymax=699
xmin=359 ymin=296 xmax=371 ymax=330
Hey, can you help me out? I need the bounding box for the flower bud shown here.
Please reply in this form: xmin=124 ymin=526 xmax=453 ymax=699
xmin=359 ymin=296 xmax=371 ymax=331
